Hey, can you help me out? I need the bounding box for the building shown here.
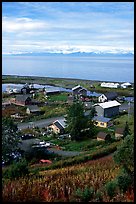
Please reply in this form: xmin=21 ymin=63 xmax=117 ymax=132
xmin=26 ymin=105 xmax=41 ymax=114
xmin=92 ymin=116 xmax=112 ymax=128
xmin=14 ymin=95 xmax=32 ymax=106
xmin=121 ymin=82 xmax=132 ymax=89
xmin=97 ymin=132 xmax=111 ymax=141
xmin=44 ymin=87 xmax=61 ymax=95
xmin=72 ymin=85 xmax=87 ymax=96
xmin=94 ymin=100 xmax=121 ymax=118
xmin=48 ymin=119 xmax=66 ymax=134
xmin=100 ymin=82 xmax=120 ymax=88
xmin=115 ymin=127 xmax=124 ymax=139
xmin=98 ymin=92 xmax=118 ymax=102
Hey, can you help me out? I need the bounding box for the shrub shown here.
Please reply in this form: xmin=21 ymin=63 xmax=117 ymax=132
xmin=75 ymin=187 xmax=94 ymax=202
xmin=3 ymin=159 xmax=29 ymax=180
xmin=116 ymin=172 xmax=132 ymax=193
xmin=105 ymin=180 xmax=117 ymax=199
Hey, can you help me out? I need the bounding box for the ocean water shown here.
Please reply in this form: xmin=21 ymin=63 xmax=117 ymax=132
xmin=2 ymin=55 xmax=134 ymax=82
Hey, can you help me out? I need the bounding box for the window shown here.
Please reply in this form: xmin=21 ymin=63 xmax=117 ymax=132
xmin=100 ymin=122 xmax=104 ymax=126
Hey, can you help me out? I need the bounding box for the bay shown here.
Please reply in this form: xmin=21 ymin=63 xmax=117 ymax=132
xmin=2 ymin=55 xmax=134 ymax=82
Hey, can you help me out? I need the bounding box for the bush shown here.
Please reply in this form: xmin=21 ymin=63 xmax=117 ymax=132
xmin=75 ymin=187 xmax=94 ymax=202
xmin=3 ymin=159 xmax=29 ymax=180
xmin=116 ymin=172 xmax=132 ymax=193
xmin=105 ymin=180 xmax=117 ymax=199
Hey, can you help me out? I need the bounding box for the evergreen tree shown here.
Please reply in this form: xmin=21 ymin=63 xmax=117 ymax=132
xmin=2 ymin=117 xmax=20 ymax=162
xmin=65 ymin=101 xmax=95 ymax=141
xmin=123 ymin=121 xmax=130 ymax=138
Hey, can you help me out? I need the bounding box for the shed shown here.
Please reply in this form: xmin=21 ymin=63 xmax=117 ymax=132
xmin=94 ymin=100 xmax=121 ymax=118
xmin=97 ymin=132 xmax=111 ymax=141
xmin=98 ymin=92 xmax=118 ymax=102
xmin=115 ymin=127 xmax=124 ymax=139
xmin=26 ymin=105 xmax=41 ymax=114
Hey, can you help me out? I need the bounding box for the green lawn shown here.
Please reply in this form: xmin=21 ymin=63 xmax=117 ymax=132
xmin=48 ymin=93 xmax=68 ymax=102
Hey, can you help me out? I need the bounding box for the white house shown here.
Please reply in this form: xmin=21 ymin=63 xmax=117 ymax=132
xmin=98 ymin=92 xmax=118 ymax=102
xmin=121 ymin=82 xmax=132 ymax=89
xmin=100 ymin=82 xmax=120 ymax=88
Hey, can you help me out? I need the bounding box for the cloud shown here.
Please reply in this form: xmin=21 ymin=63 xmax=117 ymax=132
xmin=2 ymin=2 xmax=134 ymax=54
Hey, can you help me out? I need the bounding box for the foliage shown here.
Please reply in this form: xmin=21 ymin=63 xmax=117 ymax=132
xmin=75 ymin=187 xmax=94 ymax=202
xmin=116 ymin=171 xmax=132 ymax=193
xmin=123 ymin=121 xmax=131 ymax=138
xmin=2 ymin=117 xmax=20 ymax=162
xmin=105 ymin=180 xmax=117 ymax=198
xmin=66 ymin=101 xmax=95 ymax=141
xmin=2 ymin=159 xmax=29 ymax=180
xmin=113 ymin=134 xmax=134 ymax=175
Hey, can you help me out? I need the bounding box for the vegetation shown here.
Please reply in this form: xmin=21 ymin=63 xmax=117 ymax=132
xmin=66 ymin=101 xmax=96 ymax=141
xmin=2 ymin=155 xmax=134 ymax=202
xmin=2 ymin=117 xmax=20 ymax=162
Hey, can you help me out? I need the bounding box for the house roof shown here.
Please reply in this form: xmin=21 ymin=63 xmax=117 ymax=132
xmin=115 ymin=127 xmax=124 ymax=134
xmin=92 ymin=116 xmax=111 ymax=123
xmin=103 ymin=92 xmax=118 ymax=100
xmin=97 ymin=132 xmax=107 ymax=139
xmin=121 ymin=82 xmax=131 ymax=86
xmin=94 ymin=100 xmax=121 ymax=109
xmin=78 ymin=88 xmax=87 ymax=92
xmin=44 ymin=87 xmax=61 ymax=94
xmin=16 ymin=94 xmax=32 ymax=102
xmin=53 ymin=119 xmax=66 ymax=130
xmin=27 ymin=105 xmax=40 ymax=112
xmin=72 ymin=85 xmax=82 ymax=91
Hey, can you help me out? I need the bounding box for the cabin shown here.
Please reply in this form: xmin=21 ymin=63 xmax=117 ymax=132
xmin=48 ymin=119 xmax=66 ymax=134
xmin=14 ymin=95 xmax=32 ymax=106
xmin=72 ymin=85 xmax=87 ymax=96
xmin=92 ymin=116 xmax=112 ymax=128
xmin=26 ymin=105 xmax=41 ymax=115
xmin=93 ymin=100 xmax=121 ymax=118
xmin=98 ymin=92 xmax=118 ymax=103
xmin=115 ymin=127 xmax=124 ymax=139
xmin=97 ymin=132 xmax=111 ymax=141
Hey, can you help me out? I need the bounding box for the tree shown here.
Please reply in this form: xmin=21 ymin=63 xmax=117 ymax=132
xmin=2 ymin=117 xmax=20 ymax=162
xmin=65 ymin=101 xmax=95 ymax=141
xmin=123 ymin=121 xmax=130 ymax=138
xmin=113 ymin=134 xmax=134 ymax=182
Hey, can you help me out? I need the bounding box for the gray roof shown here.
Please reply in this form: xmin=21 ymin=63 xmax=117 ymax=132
xmin=27 ymin=105 xmax=40 ymax=112
xmin=104 ymin=92 xmax=118 ymax=100
xmin=97 ymin=132 xmax=107 ymax=139
xmin=92 ymin=116 xmax=111 ymax=123
xmin=45 ymin=87 xmax=61 ymax=94
xmin=94 ymin=100 xmax=121 ymax=109
xmin=16 ymin=94 xmax=32 ymax=102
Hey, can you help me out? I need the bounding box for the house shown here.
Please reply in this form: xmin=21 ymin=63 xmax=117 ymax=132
xmin=72 ymin=85 xmax=87 ymax=96
xmin=115 ymin=127 xmax=124 ymax=139
xmin=97 ymin=132 xmax=111 ymax=141
xmin=92 ymin=116 xmax=112 ymax=128
xmin=100 ymin=82 xmax=120 ymax=88
xmin=98 ymin=92 xmax=118 ymax=102
xmin=26 ymin=105 xmax=41 ymax=114
xmin=48 ymin=118 xmax=66 ymax=134
xmin=93 ymin=100 xmax=121 ymax=118
xmin=14 ymin=95 xmax=32 ymax=106
xmin=44 ymin=87 xmax=61 ymax=95
xmin=121 ymin=82 xmax=132 ymax=89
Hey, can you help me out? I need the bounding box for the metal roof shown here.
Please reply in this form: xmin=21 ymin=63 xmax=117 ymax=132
xmin=92 ymin=116 xmax=111 ymax=123
xmin=54 ymin=119 xmax=66 ymax=129
xmin=94 ymin=100 xmax=121 ymax=109
xmin=72 ymin=85 xmax=82 ymax=91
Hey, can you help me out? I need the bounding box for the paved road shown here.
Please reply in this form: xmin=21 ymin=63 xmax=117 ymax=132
xmin=119 ymin=102 xmax=134 ymax=114
xmin=17 ymin=116 xmax=64 ymax=130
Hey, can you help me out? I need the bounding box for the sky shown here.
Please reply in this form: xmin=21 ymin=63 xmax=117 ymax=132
xmin=2 ymin=2 xmax=134 ymax=54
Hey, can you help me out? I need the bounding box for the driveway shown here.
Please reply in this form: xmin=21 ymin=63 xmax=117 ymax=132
xmin=17 ymin=116 xmax=65 ymax=130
